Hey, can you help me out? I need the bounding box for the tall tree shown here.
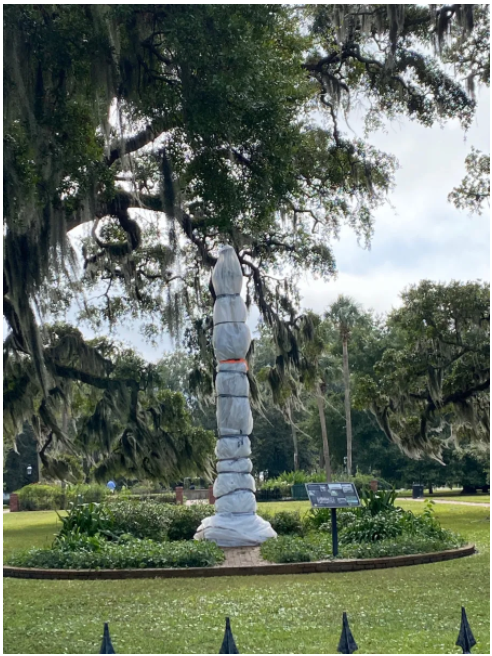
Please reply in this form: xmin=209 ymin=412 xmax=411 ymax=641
xmin=327 ymin=296 xmax=363 ymax=475
xmin=354 ymin=281 xmax=490 ymax=458
xmin=4 ymin=5 xmax=487 ymax=451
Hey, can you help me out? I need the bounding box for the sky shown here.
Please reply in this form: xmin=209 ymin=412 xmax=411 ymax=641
xmin=70 ymin=87 xmax=490 ymax=362
xmin=298 ymin=89 xmax=490 ymax=318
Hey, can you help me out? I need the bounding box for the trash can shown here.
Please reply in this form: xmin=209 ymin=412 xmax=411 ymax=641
xmin=291 ymin=484 xmax=309 ymax=500
xmin=412 ymin=484 xmax=424 ymax=499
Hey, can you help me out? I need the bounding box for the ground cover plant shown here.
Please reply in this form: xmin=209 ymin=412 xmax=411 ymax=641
xmin=3 ymin=502 xmax=489 ymax=654
xmin=260 ymin=498 xmax=466 ymax=563
xmin=7 ymin=536 xmax=224 ymax=570
xmin=5 ymin=500 xmax=216 ymax=570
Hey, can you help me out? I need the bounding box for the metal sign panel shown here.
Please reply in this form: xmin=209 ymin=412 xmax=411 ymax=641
xmin=305 ymin=482 xmax=361 ymax=508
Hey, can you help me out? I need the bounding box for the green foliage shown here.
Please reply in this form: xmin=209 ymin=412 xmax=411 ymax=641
xmin=449 ymin=148 xmax=490 ymax=215
xmin=6 ymin=537 xmax=225 ymax=570
xmin=258 ymin=510 xmax=305 ymax=536
xmin=361 ymin=488 xmax=398 ymax=516
xmin=261 ymin=534 xmax=332 ymax=563
xmin=55 ymin=502 xmax=117 ymax=543
xmin=341 ymin=501 xmax=455 ymax=544
xmin=303 ymin=507 xmax=334 ymax=532
xmin=341 ymin=534 xmax=466 ymax=559
xmin=54 ymin=499 xmax=214 ymax=543
xmin=354 ymin=280 xmax=490 ymax=458
xmin=14 ymin=483 xmax=110 ymax=510
xmin=15 ymin=485 xmax=66 ymax=511
xmin=165 ymin=505 xmax=215 ymax=541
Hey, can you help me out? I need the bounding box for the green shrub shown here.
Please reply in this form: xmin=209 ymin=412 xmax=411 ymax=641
xmin=15 ymin=483 xmax=109 ymax=510
xmin=6 ymin=537 xmax=225 ymax=569
xmin=15 ymin=484 xmax=65 ymax=510
xmin=261 ymin=535 xmax=332 ymax=563
xmin=341 ymin=534 xmax=466 ymax=559
xmin=66 ymin=484 xmax=109 ymax=505
xmin=53 ymin=529 xmax=107 ymax=553
xmin=107 ymin=499 xmax=173 ymax=541
xmin=360 ymin=488 xmax=398 ymax=515
xmin=53 ymin=500 xmax=215 ymax=543
xmin=340 ymin=501 xmax=457 ymax=544
xmin=166 ymin=505 xmax=215 ymax=541
xmin=55 ymin=503 xmax=117 ymax=544
xmin=260 ymin=529 xmax=466 ymax=564
xmin=259 ymin=510 xmax=305 ymax=536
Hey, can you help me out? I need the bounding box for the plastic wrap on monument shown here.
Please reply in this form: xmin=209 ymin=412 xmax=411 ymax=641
xmin=216 ymin=371 xmax=249 ymax=397
xmin=195 ymin=512 xmax=276 ymax=547
xmin=215 ymin=436 xmax=251 ymax=459
xmin=211 ymin=246 xmax=243 ymax=295
xmin=213 ymin=323 xmax=251 ymax=361
xmin=214 ymin=296 xmax=247 ymax=324
xmin=216 ymin=458 xmax=253 ymax=474
xmin=194 ymin=245 xmax=276 ymax=547
xmin=215 ymin=489 xmax=257 ymax=514
xmin=216 ymin=397 xmax=253 ymax=435
xmin=214 ymin=472 xmax=255 ymax=498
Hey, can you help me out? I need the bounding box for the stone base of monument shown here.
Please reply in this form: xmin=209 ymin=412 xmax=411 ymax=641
xmin=194 ymin=512 xmax=277 ymax=547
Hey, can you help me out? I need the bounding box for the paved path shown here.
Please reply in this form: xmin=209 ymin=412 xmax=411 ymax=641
xmin=220 ymin=546 xmax=264 ymax=568
xmin=397 ymin=498 xmax=489 ymax=507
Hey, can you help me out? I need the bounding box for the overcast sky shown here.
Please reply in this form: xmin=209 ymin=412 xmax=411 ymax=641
xmin=73 ymin=87 xmax=490 ymax=362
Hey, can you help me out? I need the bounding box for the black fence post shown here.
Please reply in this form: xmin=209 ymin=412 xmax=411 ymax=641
xmin=219 ymin=617 xmax=240 ymax=654
xmin=456 ymin=607 xmax=476 ymax=654
xmin=337 ymin=612 xmax=358 ymax=654
xmin=100 ymin=622 xmax=116 ymax=654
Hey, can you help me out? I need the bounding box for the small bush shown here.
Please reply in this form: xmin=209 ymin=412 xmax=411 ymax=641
xmin=259 ymin=510 xmax=305 ymax=536
xmin=166 ymin=505 xmax=214 ymax=541
xmin=108 ymin=500 xmax=173 ymax=541
xmin=15 ymin=484 xmax=65 ymax=510
xmin=360 ymin=488 xmax=398 ymax=516
xmin=260 ymin=531 xmax=466 ymax=564
xmin=261 ymin=535 xmax=332 ymax=563
xmin=341 ymin=534 xmax=466 ymax=559
xmin=55 ymin=502 xmax=117 ymax=543
xmin=6 ymin=537 xmax=225 ymax=569
xmin=66 ymin=484 xmax=109 ymax=505
xmin=340 ymin=502 xmax=457 ymax=544
xmin=15 ymin=483 xmax=110 ymax=510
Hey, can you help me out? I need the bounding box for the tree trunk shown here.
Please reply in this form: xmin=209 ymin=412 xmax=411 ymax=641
xmin=342 ymin=338 xmax=353 ymax=476
xmin=316 ymin=392 xmax=332 ymax=482
xmin=287 ymin=402 xmax=299 ymax=471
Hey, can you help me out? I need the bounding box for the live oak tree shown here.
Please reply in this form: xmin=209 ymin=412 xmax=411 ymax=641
xmin=3 ymin=5 xmax=488 ymax=468
xmin=449 ymin=148 xmax=490 ymax=215
xmin=354 ymin=281 xmax=490 ymax=459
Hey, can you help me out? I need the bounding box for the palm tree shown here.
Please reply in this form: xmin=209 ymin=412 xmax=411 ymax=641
xmin=327 ymin=296 xmax=361 ymax=476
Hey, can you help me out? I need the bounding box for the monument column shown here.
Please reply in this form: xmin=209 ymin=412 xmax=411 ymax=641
xmin=194 ymin=246 xmax=276 ymax=547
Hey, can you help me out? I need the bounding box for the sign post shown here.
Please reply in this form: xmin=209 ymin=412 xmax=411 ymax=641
xmin=305 ymin=483 xmax=361 ymax=557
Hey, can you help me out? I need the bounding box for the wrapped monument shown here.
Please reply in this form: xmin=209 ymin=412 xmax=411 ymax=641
xmin=194 ymin=246 xmax=277 ymax=547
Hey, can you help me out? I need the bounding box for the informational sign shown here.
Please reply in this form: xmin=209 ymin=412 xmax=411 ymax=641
xmin=305 ymin=482 xmax=361 ymax=508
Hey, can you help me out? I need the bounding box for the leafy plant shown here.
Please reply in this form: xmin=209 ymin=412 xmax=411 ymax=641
xmin=166 ymin=505 xmax=215 ymax=541
xmin=361 ymin=488 xmax=398 ymax=516
xmin=107 ymin=500 xmax=173 ymax=541
xmin=261 ymin=535 xmax=332 ymax=563
xmin=259 ymin=510 xmax=305 ymax=536
xmin=7 ymin=537 xmax=225 ymax=569
xmin=55 ymin=503 xmax=117 ymax=543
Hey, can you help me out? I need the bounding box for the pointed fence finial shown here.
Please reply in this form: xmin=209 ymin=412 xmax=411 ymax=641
xmin=337 ymin=612 xmax=358 ymax=654
xmin=100 ymin=622 xmax=116 ymax=654
xmin=456 ymin=607 xmax=476 ymax=654
xmin=219 ymin=617 xmax=240 ymax=654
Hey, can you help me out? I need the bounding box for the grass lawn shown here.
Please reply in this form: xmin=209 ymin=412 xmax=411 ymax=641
xmin=396 ymin=489 xmax=490 ymax=503
xmin=3 ymin=503 xmax=490 ymax=655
